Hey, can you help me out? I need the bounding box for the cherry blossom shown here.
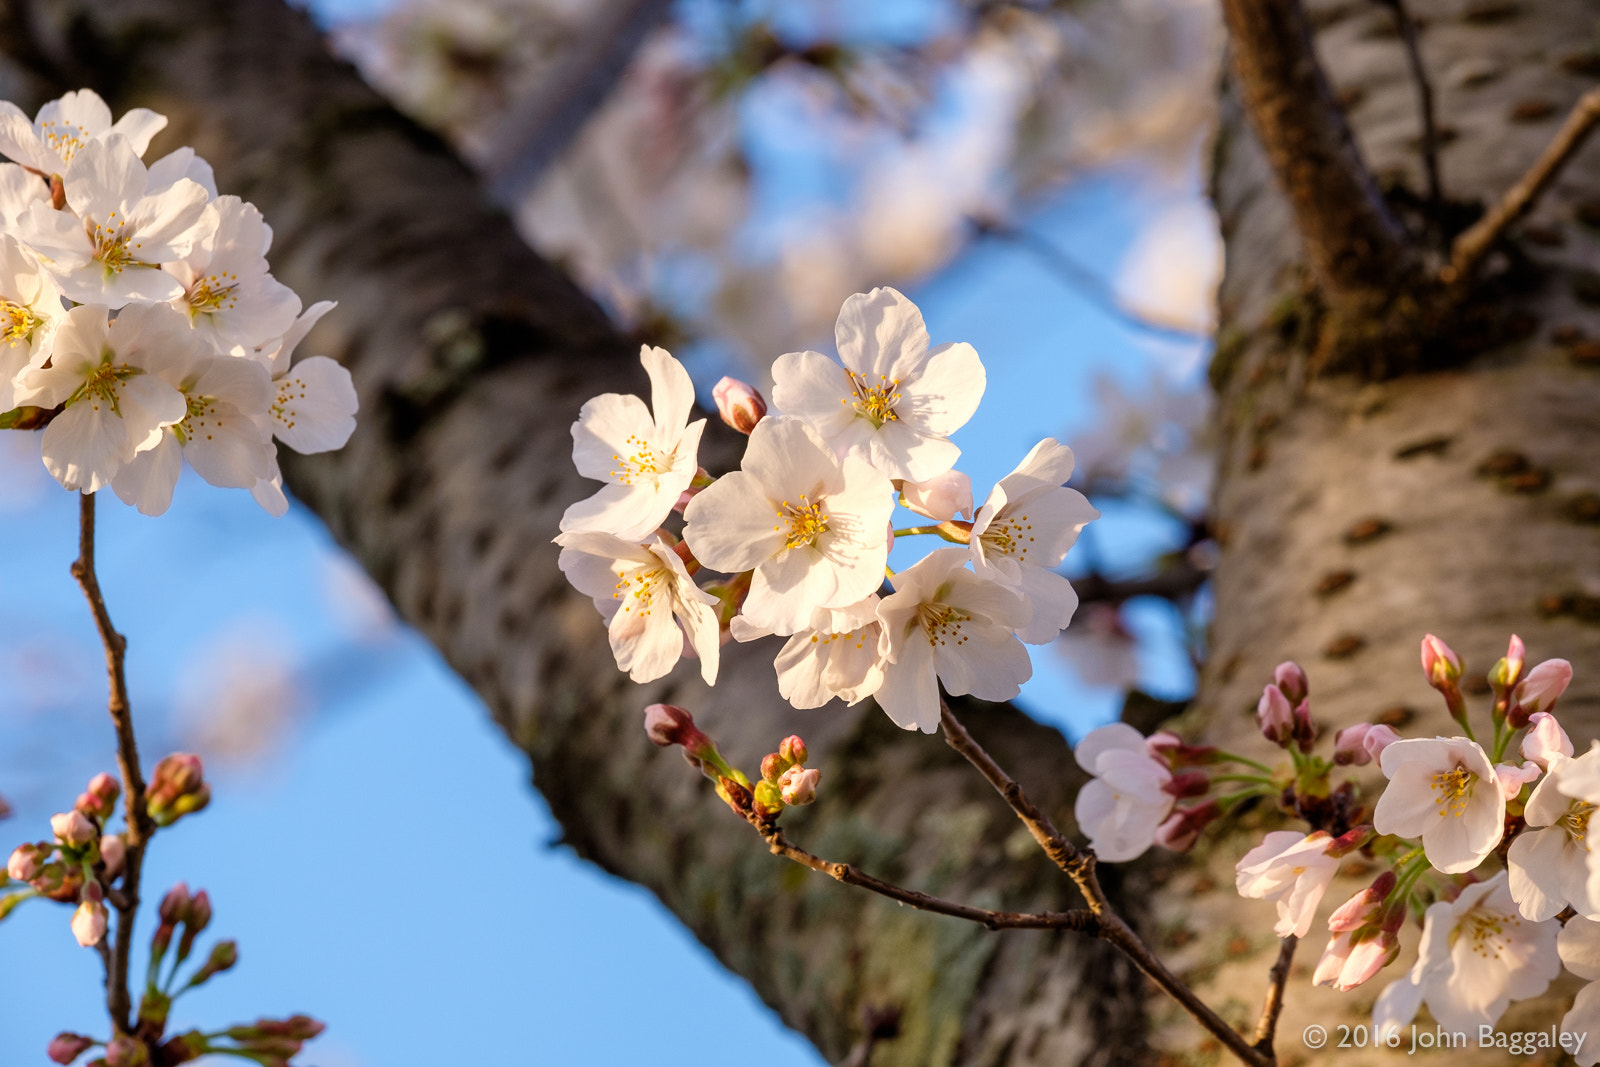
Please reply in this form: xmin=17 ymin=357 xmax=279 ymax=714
xmin=770 ymin=287 xmax=984 ymax=482
xmin=1373 ymin=736 xmax=1505 ymax=874
xmin=562 ymin=345 xmax=704 ymax=541
xmin=899 ymin=469 xmax=973 ymax=521
xmin=1372 ymin=873 xmax=1559 ymax=1036
xmin=16 ymin=134 xmax=214 ymax=307
xmin=1523 ymin=711 xmax=1575 ymax=769
xmin=1235 ymin=830 xmax=1340 ymax=938
xmin=166 ymin=195 xmax=301 ymax=355
xmin=1508 ymin=746 xmax=1600 ymax=921
xmin=0 ymin=89 xmax=166 ymax=175
xmin=0 ymin=163 xmax=46 ymax=227
xmin=967 ymin=438 xmax=1100 ymax=643
xmin=555 ymin=531 xmax=720 ymax=685
xmin=0 ymin=233 xmax=63 ymax=408
xmin=21 ymin=303 xmax=190 ymax=493
xmin=1559 ymin=917 xmax=1600 ymax=1067
xmin=1072 ymin=722 xmax=1174 ymax=862
xmin=731 ymin=597 xmax=885 ymax=710
xmin=683 ymin=416 xmax=892 ymax=635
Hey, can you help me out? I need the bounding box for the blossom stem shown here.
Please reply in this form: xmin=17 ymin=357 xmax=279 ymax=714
xmin=70 ymin=491 xmax=151 ymax=1037
xmin=891 ymin=523 xmax=972 ymax=544
xmin=1215 ymin=751 xmax=1275 ymax=774
xmin=1210 ymin=773 xmax=1276 ymax=786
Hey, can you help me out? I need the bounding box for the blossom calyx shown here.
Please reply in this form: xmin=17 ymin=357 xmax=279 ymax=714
xmin=778 ymin=766 xmax=820 ymax=806
xmin=712 ymin=376 xmax=767 ymax=434
xmin=102 ymin=1036 xmax=149 ymax=1067
xmin=1145 ymin=731 xmax=1218 ymax=767
xmin=1154 ymin=801 xmax=1221 ymax=853
xmin=47 ymin=1033 xmax=95 ymax=1065
xmin=751 ymin=779 xmax=784 ymax=822
xmin=1325 ymin=824 xmax=1373 ymax=857
xmin=1162 ymin=769 xmax=1210 ymax=799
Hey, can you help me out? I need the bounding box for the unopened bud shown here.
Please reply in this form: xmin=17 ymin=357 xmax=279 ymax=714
xmin=1363 ymin=724 xmax=1400 ymax=763
xmin=78 ymin=773 xmax=120 ymax=821
xmin=47 ymin=1033 xmax=95 ymax=1065
xmin=187 ymin=889 xmax=212 ymax=933
xmin=147 ymin=755 xmax=207 ymax=826
xmin=713 ymin=376 xmax=767 ymax=434
xmin=1509 ymin=659 xmax=1574 ymax=727
xmin=102 ymin=1035 xmax=148 ymax=1067
xmin=778 ymin=735 xmax=808 ymax=766
xmin=778 ymin=766 xmax=820 ymax=805
xmin=1492 ymin=634 xmax=1527 ymax=695
xmin=8 ymin=843 xmax=43 ymax=882
xmin=159 ymin=883 xmax=192 ymax=925
xmin=1292 ymin=699 xmax=1315 ymax=754
xmin=1154 ymin=800 xmax=1221 ymax=853
xmin=1328 ymin=870 xmax=1398 ymax=932
xmin=72 ymin=893 xmax=108 ymax=948
xmin=1162 ymin=769 xmax=1210 ymax=799
xmin=1333 ymin=724 xmax=1375 ymax=765
xmin=1421 ymin=634 xmax=1461 ymax=685
xmin=1326 ymin=824 xmax=1373 ymax=857
xmin=899 ymin=470 xmax=974 ymax=522
xmin=1145 ymin=731 xmax=1218 ymax=768
xmin=644 ymin=704 xmax=708 ymax=753
xmin=157 ymin=1032 xmax=205 ymax=1065
xmin=51 ymin=811 xmax=97 ymax=849
xmin=751 ymin=779 xmax=784 ymax=820
xmin=99 ymin=835 xmax=125 ymax=881
xmin=1496 ymin=760 xmax=1541 ymax=800
xmin=760 ymin=752 xmax=789 ymax=783
xmin=1256 ymin=685 xmax=1293 ymax=747
xmin=1273 ymin=661 xmax=1309 ymax=704
xmin=1522 ymin=711 xmax=1574 ymax=769
xmin=189 ymin=939 xmax=238 ymax=987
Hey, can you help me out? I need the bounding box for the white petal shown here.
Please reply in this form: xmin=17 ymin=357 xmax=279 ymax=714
xmin=1561 ymin=916 xmax=1600 ymax=981
xmin=833 ymin=287 xmax=928 ymax=380
xmin=899 ymin=340 xmax=984 ymax=436
xmin=769 ymin=350 xmax=857 ymax=438
xmin=682 ymin=471 xmax=787 ymax=572
xmin=110 ymin=432 xmax=182 ymax=516
xmin=41 ymin=401 xmax=130 ymax=492
xmin=108 ymin=108 xmax=168 ymax=156
xmin=185 ymin=402 xmax=276 ymax=487
xmin=640 ymin=345 xmax=693 ymax=437
xmin=570 ymin=391 xmax=655 ymax=481
xmin=270 ymin=356 xmax=357 ymax=453
xmin=873 ymin=634 xmax=940 ymax=732
xmin=1509 ymin=827 xmax=1569 ymax=921
xmin=1074 ymin=723 xmax=1148 ymax=776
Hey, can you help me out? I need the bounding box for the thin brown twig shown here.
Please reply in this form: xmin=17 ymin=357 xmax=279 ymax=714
xmin=1252 ymin=935 xmax=1298 ymax=1052
xmin=1444 ymin=86 xmax=1600 ymax=286
xmin=937 ymin=700 xmax=1273 ymax=1067
xmin=757 ymin=823 xmax=1100 ymax=933
xmin=70 ymin=491 xmax=149 ymax=1036
xmin=1378 ymin=0 xmax=1441 ymax=223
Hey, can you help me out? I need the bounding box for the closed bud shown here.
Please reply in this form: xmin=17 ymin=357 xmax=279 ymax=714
xmin=1292 ymin=699 xmax=1315 ymax=754
xmin=712 ymin=376 xmax=767 ymax=434
xmin=148 ymin=755 xmax=207 ymax=826
xmin=1327 ymin=870 xmax=1397 ymax=932
xmin=778 ymin=766 xmax=820 ymax=806
xmin=1522 ymin=711 xmax=1574 ymax=769
xmin=1162 ymin=769 xmax=1210 ymax=799
xmin=75 ymin=773 xmax=120 ymax=821
xmin=187 ymin=889 xmax=212 ymax=933
xmin=159 ymin=883 xmax=192 ymax=925
xmin=751 ymin=779 xmax=784 ymax=820
xmin=1495 ymin=634 xmax=1527 ymax=694
xmin=1509 ymin=659 xmax=1574 ymax=726
xmin=644 ymin=704 xmax=707 ymax=752
xmin=778 ymin=735 xmax=808 ymax=766
xmin=1273 ymin=661 xmax=1309 ymax=704
xmin=8 ymin=843 xmax=44 ymax=882
xmin=1256 ymin=685 xmax=1293 ymax=747
xmin=1420 ymin=634 xmax=1461 ymax=685
xmin=51 ymin=811 xmax=97 ymax=849
xmin=1326 ymin=824 xmax=1373 ymax=857
xmin=47 ymin=1033 xmax=95 ymax=1065
xmin=760 ymin=753 xmax=789 ymax=783
xmin=72 ymin=894 xmax=108 ymax=948
xmin=899 ymin=470 xmax=975 ymax=522
xmin=189 ymin=939 xmax=238 ymax=987
xmin=1154 ymin=800 xmax=1221 ymax=853
xmin=1145 ymin=731 xmax=1218 ymax=768
xmin=253 ymin=1016 xmax=326 ymax=1041
xmin=157 ymin=1032 xmax=205 ymax=1065
xmin=1363 ymin=724 xmax=1400 ymax=763
xmin=1333 ymin=724 xmax=1375 ymax=766
xmin=99 ymin=835 xmax=125 ymax=881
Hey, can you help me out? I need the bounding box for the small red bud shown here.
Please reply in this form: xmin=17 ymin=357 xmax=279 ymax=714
xmin=778 ymin=735 xmax=808 ymax=766
xmin=712 ymin=377 xmax=767 ymax=434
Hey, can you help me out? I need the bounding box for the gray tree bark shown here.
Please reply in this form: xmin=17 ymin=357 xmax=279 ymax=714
xmin=3 ymin=0 xmax=1597 ymax=1063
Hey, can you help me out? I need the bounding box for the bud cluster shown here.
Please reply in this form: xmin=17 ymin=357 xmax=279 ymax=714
xmin=753 ymin=735 xmax=820 ymax=820
xmin=643 ymin=705 xmax=821 ymax=826
xmin=147 ymin=754 xmax=210 ymax=827
xmin=3 ymin=770 xmax=130 ymax=947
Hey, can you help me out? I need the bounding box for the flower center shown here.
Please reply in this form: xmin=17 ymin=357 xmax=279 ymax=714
xmin=39 ymin=120 xmax=89 ymax=163
xmin=69 ymin=353 xmax=138 ymax=415
xmin=171 ymin=394 xmax=223 ymax=446
xmin=776 ymin=495 xmax=830 ymax=549
xmin=1431 ymin=765 xmax=1475 ymax=818
xmin=918 ymin=603 xmax=972 ymax=647
xmin=1563 ymin=801 xmax=1596 ymax=842
xmin=187 ymin=272 xmax=241 ymax=315
xmin=86 ymin=213 xmax=150 ymax=276
xmin=612 ymin=561 xmax=665 ymax=618
xmin=842 ymin=370 xmax=900 ymax=428
xmin=980 ymin=512 xmax=1037 ymax=561
xmin=1456 ymin=910 xmax=1519 ymax=958
xmin=610 ymin=433 xmax=671 ymax=485
xmin=809 ymin=626 xmax=874 ymax=651
xmin=0 ymin=299 xmax=39 ymax=345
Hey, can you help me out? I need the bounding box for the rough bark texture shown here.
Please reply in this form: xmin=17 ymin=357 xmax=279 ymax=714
xmin=0 ymin=1 xmax=1158 ymax=1063
xmin=1179 ymin=0 xmax=1600 ymax=1060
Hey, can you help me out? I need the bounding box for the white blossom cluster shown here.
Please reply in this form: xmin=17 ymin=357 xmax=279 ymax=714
xmin=0 ymin=90 xmax=357 ymax=515
xmin=1073 ymin=635 xmax=1600 ymax=1061
xmin=555 ymin=286 xmax=1100 ymax=732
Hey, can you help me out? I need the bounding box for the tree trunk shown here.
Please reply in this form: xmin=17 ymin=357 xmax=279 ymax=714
xmin=4 ymin=0 xmax=1597 ymax=1062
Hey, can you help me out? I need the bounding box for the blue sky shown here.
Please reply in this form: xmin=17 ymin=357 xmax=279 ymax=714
xmin=0 ymin=5 xmax=1210 ymax=1064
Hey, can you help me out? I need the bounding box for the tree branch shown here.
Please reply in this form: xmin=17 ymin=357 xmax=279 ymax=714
xmin=1443 ymin=86 xmax=1600 ymax=287
xmin=70 ymin=491 xmax=148 ymax=1037
xmin=1252 ymin=935 xmax=1297 ymax=1053
xmin=1377 ymin=0 xmax=1440 ymax=224
xmin=1218 ymin=0 xmax=1417 ymax=307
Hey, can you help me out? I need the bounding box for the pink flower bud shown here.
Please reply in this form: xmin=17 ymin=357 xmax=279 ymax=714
xmin=1337 ymin=932 xmax=1398 ymax=990
xmin=99 ymin=835 xmax=125 ymax=881
xmin=643 ymin=704 xmax=706 ymax=753
xmin=760 ymin=753 xmax=788 ymax=783
xmin=47 ymin=1033 xmax=95 ymax=1065
xmin=103 ymin=1035 xmax=148 ymax=1067
xmin=1489 ymin=634 xmax=1527 ymax=697
xmin=1326 ymin=824 xmax=1373 ymax=857
xmin=159 ymin=883 xmax=192 ymax=925
xmin=8 ymin=844 xmax=42 ymax=882
xmin=1327 ymin=870 xmax=1397 ymax=932
xmin=900 ymin=470 xmax=974 ymax=522
xmin=778 ymin=766 xmax=820 ymax=805
xmin=1154 ymin=800 xmax=1221 ymax=852
xmin=188 ymin=889 xmax=212 ymax=933
xmin=1421 ymin=634 xmax=1462 ymax=686
xmin=72 ymin=891 xmax=107 ymax=948
xmin=1291 ymin=699 xmax=1315 ymax=754
xmin=76 ymin=773 xmax=120 ymax=820
xmin=1256 ymin=685 xmax=1293 ymax=746
xmin=1510 ymin=659 xmax=1574 ymax=725
xmin=1162 ymin=769 xmax=1210 ymax=798
xmin=1145 ymin=731 xmax=1218 ymax=767
xmin=778 ymin=735 xmax=808 ymax=766
xmin=1273 ymin=661 xmax=1309 ymax=704
xmin=1363 ymin=724 xmax=1400 ymax=763
xmin=1522 ymin=711 xmax=1574 ymax=769
xmin=1495 ymin=760 xmax=1541 ymax=799
xmin=51 ymin=811 xmax=96 ymax=848
xmin=147 ymin=754 xmax=207 ymax=826
xmin=712 ymin=376 xmax=767 ymax=434
xmin=1333 ymin=724 xmax=1374 ymax=765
